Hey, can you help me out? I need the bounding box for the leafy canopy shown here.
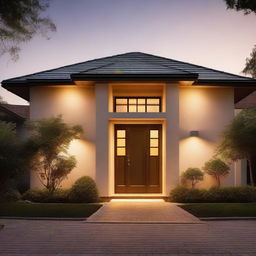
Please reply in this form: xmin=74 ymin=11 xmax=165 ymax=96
xmin=181 ymin=168 xmax=204 ymax=188
xmin=203 ymin=158 xmax=230 ymax=187
xmin=217 ymin=108 xmax=256 ymax=185
xmin=218 ymin=108 xmax=256 ymax=161
xmin=225 ymin=0 xmax=256 ymax=15
xmin=243 ymin=45 xmax=256 ymax=78
xmin=28 ymin=115 xmax=83 ymax=193
xmin=0 ymin=0 xmax=56 ymax=60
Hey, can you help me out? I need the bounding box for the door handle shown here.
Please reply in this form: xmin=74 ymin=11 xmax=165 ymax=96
xmin=127 ymin=156 xmax=131 ymax=167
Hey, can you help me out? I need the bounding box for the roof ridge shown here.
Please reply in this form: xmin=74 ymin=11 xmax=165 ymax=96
xmin=137 ymin=52 xmax=254 ymax=80
xmin=2 ymin=52 xmax=138 ymax=82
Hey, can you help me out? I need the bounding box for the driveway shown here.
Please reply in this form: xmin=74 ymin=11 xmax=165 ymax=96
xmin=0 ymin=219 xmax=256 ymax=255
xmin=87 ymin=200 xmax=200 ymax=223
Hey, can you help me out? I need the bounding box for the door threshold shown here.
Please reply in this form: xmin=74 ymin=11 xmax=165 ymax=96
xmin=100 ymin=196 xmax=168 ymax=202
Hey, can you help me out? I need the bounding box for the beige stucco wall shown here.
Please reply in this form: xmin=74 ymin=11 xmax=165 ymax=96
xmin=30 ymin=86 xmax=96 ymax=189
xmin=29 ymin=83 xmax=241 ymax=195
xmin=179 ymin=87 xmax=235 ymax=188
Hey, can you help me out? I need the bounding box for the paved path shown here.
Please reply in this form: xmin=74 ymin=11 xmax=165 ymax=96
xmin=0 ymin=219 xmax=256 ymax=255
xmin=87 ymin=200 xmax=200 ymax=223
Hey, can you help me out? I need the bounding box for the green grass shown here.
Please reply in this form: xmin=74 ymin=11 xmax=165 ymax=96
xmin=179 ymin=203 xmax=256 ymax=217
xmin=0 ymin=202 xmax=102 ymax=218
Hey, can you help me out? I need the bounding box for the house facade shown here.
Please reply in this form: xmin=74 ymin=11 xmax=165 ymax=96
xmin=2 ymin=52 xmax=256 ymax=198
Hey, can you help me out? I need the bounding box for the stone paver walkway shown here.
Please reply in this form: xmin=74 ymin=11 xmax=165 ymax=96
xmin=87 ymin=200 xmax=200 ymax=223
xmin=0 ymin=219 xmax=256 ymax=255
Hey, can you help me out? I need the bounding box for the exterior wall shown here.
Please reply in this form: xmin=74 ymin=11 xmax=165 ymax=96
xmin=29 ymin=83 xmax=240 ymax=195
xmin=30 ymin=86 xmax=96 ymax=189
xmin=179 ymin=87 xmax=235 ymax=188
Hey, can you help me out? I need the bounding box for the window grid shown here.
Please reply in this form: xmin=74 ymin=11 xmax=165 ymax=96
xmin=150 ymin=130 xmax=159 ymax=156
xmin=116 ymin=130 xmax=126 ymax=156
xmin=114 ymin=97 xmax=161 ymax=113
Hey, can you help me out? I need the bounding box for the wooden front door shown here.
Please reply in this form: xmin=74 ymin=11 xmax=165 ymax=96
xmin=115 ymin=124 xmax=162 ymax=193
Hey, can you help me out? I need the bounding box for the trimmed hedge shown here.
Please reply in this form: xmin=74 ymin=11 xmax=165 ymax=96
xmin=170 ymin=186 xmax=256 ymax=203
xmin=68 ymin=176 xmax=99 ymax=203
xmin=22 ymin=176 xmax=99 ymax=203
xmin=22 ymin=189 xmax=69 ymax=203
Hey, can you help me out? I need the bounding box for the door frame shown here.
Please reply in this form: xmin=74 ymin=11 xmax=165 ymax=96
xmin=108 ymin=119 xmax=166 ymax=196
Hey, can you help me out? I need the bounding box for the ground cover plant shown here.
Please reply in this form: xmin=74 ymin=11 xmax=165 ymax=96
xmin=179 ymin=203 xmax=256 ymax=217
xmin=0 ymin=202 xmax=101 ymax=218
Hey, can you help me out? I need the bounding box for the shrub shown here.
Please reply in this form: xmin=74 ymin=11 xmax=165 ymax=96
xmin=0 ymin=189 xmax=21 ymax=202
xmin=181 ymin=168 xmax=204 ymax=188
xmin=22 ymin=188 xmax=69 ymax=203
xmin=170 ymin=186 xmax=256 ymax=203
xmin=169 ymin=186 xmax=207 ymax=203
xmin=69 ymin=176 xmax=99 ymax=203
xmin=22 ymin=189 xmax=48 ymax=202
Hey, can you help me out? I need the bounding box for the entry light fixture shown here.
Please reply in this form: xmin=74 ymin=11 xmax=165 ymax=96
xmin=190 ymin=130 xmax=199 ymax=137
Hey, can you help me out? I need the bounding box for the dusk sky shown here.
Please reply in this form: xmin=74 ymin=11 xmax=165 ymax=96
xmin=1 ymin=0 xmax=256 ymax=105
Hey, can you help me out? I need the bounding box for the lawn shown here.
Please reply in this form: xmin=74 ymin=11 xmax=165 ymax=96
xmin=179 ymin=203 xmax=256 ymax=217
xmin=0 ymin=202 xmax=102 ymax=218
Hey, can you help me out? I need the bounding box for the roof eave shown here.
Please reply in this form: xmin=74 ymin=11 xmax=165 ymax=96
xmin=71 ymin=73 xmax=199 ymax=82
xmin=194 ymin=79 xmax=256 ymax=87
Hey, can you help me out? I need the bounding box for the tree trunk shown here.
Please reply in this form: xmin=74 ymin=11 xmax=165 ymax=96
xmin=248 ymin=158 xmax=255 ymax=186
xmin=217 ymin=176 xmax=221 ymax=187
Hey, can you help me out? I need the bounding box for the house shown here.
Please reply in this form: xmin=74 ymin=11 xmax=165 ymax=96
xmin=2 ymin=52 xmax=256 ymax=198
xmin=0 ymin=103 xmax=29 ymax=137
xmin=0 ymin=103 xmax=30 ymax=190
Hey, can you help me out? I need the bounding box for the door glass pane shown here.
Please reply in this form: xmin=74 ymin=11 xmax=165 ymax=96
xmin=117 ymin=138 xmax=126 ymax=147
xmin=150 ymin=138 xmax=158 ymax=147
xmin=150 ymin=148 xmax=159 ymax=156
xmin=150 ymin=130 xmax=159 ymax=138
xmin=117 ymin=130 xmax=126 ymax=138
xmin=147 ymin=105 xmax=160 ymax=112
xmin=116 ymin=105 xmax=128 ymax=112
xmin=117 ymin=147 xmax=126 ymax=156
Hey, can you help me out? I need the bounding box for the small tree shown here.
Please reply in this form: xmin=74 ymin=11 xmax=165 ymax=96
xmin=203 ymin=158 xmax=230 ymax=187
xmin=28 ymin=115 xmax=83 ymax=194
xmin=181 ymin=168 xmax=204 ymax=188
xmin=217 ymin=108 xmax=256 ymax=186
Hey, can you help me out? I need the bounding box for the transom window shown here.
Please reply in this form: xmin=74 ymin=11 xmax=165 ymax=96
xmin=114 ymin=97 xmax=161 ymax=112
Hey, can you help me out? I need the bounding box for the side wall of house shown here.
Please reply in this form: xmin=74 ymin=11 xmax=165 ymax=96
xmin=30 ymin=86 xmax=96 ymax=189
xmin=179 ymin=87 xmax=235 ymax=187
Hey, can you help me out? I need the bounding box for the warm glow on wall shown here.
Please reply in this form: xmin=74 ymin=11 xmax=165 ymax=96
xmin=180 ymin=136 xmax=213 ymax=173
xmin=58 ymin=87 xmax=84 ymax=108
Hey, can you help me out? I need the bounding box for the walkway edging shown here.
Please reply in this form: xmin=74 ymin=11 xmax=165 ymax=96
xmin=201 ymin=217 xmax=256 ymax=221
xmin=0 ymin=216 xmax=86 ymax=221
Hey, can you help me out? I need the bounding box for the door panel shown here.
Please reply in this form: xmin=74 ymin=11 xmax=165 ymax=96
xmin=115 ymin=124 xmax=162 ymax=193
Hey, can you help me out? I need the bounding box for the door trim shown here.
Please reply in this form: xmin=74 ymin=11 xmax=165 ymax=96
xmin=109 ymin=120 xmax=165 ymax=196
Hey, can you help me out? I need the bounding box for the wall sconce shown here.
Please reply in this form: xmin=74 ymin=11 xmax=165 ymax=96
xmin=190 ymin=130 xmax=199 ymax=137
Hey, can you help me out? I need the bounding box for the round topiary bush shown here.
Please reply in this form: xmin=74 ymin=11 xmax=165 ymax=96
xmin=22 ymin=189 xmax=49 ymax=202
xmin=68 ymin=176 xmax=99 ymax=203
